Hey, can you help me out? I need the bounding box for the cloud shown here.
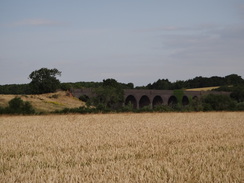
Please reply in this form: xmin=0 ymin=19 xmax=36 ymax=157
xmin=11 ymin=19 xmax=63 ymax=26
xmin=159 ymin=24 xmax=244 ymax=75
xmin=133 ymin=26 xmax=182 ymax=33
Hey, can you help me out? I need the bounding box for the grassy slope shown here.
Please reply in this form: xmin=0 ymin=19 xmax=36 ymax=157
xmin=185 ymin=86 xmax=220 ymax=91
xmin=0 ymin=91 xmax=85 ymax=113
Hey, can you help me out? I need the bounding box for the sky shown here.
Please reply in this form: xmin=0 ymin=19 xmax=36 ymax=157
xmin=0 ymin=0 xmax=244 ymax=86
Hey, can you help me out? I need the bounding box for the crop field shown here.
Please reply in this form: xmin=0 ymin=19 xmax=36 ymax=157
xmin=0 ymin=112 xmax=243 ymax=182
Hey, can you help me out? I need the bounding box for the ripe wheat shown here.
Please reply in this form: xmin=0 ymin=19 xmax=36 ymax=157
xmin=0 ymin=112 xmax=243 ymax=182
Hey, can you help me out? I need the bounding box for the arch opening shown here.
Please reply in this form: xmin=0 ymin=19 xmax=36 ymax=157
xmin=168 ymin=96 xmax=178 ymax=106
xmin=125 ymin=95 xmax=137 ymax=109
xmin=182 ymin=96 xmax=189 ymax=106
xmin=153 ymin=96 xmax=163 ymax=108
xmin=139 ymin=95 xmax=150 ymax=108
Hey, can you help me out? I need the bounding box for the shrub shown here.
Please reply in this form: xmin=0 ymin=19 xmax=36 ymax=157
xmin=121 ymin=103 xmax=135 ymax=112
xmin=153 ymin=105 xmax=173 ymax=112
xmin=79 ymin=95 xmax=89 ymax=102
xmin=3 ymin=97 xmax=35 ymax=114
xmin=0 ymin=106 xmax=5 ymax=114
xmin=202 ymin=94 xmax=235 ymax=111
xmin=236 ymin=102 xmax=244 ymax=111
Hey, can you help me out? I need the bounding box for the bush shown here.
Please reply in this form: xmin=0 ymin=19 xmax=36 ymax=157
xmin=121 ymin=103 xmax=136 ymax=112
xmin=2 ymin=97 xmax=35 ymax=115
xmin=236 ymin=102 xmax=244 ymax=111
xmin=153 ymin=105 xmax=173 ymax=112
xmin=79 ymin=95 xmax=89 ymax=102
xmin=0 ymin=106 xmax=5 ymax=114
xmin=202 ymin=94 xmax=235 ymax=111
xmin=137 ymin=106 xmax=153 ymax=113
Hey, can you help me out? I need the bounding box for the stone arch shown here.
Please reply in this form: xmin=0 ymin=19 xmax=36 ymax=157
xmin=153 ymin=96 xmax=163 ymax=108
xmin=139 ymin=95 xmax=150 ymax=108
xmin=182 ymin=96 xmax=189 ymax=106
xmin=168 ymin=96 xmax=178 ymax=106
xmin=125 ymin=95 xmax=137 ymax=109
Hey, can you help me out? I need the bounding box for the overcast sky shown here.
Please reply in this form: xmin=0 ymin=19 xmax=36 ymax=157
xmin=1 ymin=0 xmax=244 ymax=86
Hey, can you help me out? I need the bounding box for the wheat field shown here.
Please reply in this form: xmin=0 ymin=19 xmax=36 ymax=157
xmin=0 ymin=112 xmax=243 ymax=183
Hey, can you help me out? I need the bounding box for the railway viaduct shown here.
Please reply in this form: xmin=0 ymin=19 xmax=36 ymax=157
xmin=71 ymin=88 xmax=230 ymax=109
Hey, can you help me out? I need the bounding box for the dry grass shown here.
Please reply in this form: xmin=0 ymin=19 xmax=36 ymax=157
xmin=0 ymin=112 xmax=243 ymax=182
xmin=0 ymin=91 xmax=84 ymax=112
xmin=185 ymin=86 xmax=220 ymax=91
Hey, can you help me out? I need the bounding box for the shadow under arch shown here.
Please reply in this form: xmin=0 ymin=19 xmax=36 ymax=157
xmin=125 ymin=95 xmax=137 ymax=109
xmin=139 ymin=95 xmax=150 ymax=108
xmin=168 ymin=96 xmax=178 ymax=106
xmin=153 ymin=95 xmax=163 ymax=108
xmin=182 ymin=96 xmax=189 ymax=106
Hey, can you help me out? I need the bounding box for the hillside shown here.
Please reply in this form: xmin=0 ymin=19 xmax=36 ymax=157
xmin=0 ymin=91 xmax=85 ymax=113
xmin=185 ymin=86 xmax=220 ymax=91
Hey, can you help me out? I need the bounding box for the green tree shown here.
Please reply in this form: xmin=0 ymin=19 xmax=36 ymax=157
xmin=147 ymin=79 xmax=171 ymax=90
xmin=90 ymin=79 xmax=124 ymax=110
xmin=7 ymin=97 xmax=35 ymax=114
xmin=225 ymin=74 xmax=244 ymax=85
xmin=230 ymin=85 xmax=244 ymax=103
xmin=202 ymin=94 xmax=235 ymax=111
xmin=29 ymin=68 xmax=61 ymax=94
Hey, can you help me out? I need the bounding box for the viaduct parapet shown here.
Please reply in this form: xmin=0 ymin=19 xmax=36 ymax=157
xmin=71 ymin=88 xmax=230 ymax=109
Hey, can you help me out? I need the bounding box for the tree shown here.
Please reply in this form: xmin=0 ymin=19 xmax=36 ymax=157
xmin=225 ymin=74 xmax=244 ymax=85
xmin=230 ymin=85 xmax=244 ymax=102
xmin=147 ymin=79 xmax=171 ymax=90
xmin=7 ymin=97 xmax=35 ymax=114
xmin=202 ymin=94 xmax=235 ymax=111
xmin=29 ymin=68 xmax=61 ymax=94
xmin=89 ymin=79 xmax=124 ymax=110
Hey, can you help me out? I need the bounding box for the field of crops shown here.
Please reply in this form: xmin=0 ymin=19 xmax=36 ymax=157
xmin=0 ymin=112 xmax=243 ymax=182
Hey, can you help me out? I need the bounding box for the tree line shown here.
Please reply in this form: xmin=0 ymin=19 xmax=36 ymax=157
xmin=1 ymin=69 xmax=243 ymax=94
xmin=144 ymin=74 xmax=244 ymax=90
xmin=1 ymin=68 xmax=244 ymax=114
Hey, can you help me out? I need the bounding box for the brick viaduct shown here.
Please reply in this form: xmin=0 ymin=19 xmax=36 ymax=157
xmin=71 ymin=88 xmax=230 ymax=109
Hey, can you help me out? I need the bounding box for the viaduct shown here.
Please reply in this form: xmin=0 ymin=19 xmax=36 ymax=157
xmin=71 ymin=88 xmax=230 ymax=109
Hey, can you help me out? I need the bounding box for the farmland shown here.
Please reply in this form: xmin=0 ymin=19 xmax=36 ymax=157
xmin=0 ymin=112 xmax=243 ymax=182
xmin=0 ymin=91 xmax=85 ymax=113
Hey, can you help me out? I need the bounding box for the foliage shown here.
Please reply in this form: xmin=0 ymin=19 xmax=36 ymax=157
xmin=173 ymin=90 xmax=184 ymax=105
xmin=236 ymin=102 xmax=244 ymax=111
xmin=230 ymin=85 xmax=244 ymax=103
xmin=225 ymin=74 xmax=244 ymax=85
xmin=190 ymin=97 xmax=203 ymax=111
xmin=1 ymin=97 xmax=35 ymax=114
xmin=147 ymin=79 xmax=171 ymax=90
xmin=1 ymin=73 xmax=243 ymax=94
xmin=152 ymin=105 xmax=173 ymax=112
xmin=145 ymin=74 xmax=244 ymax=90
xmin=202 ymin=94 xmax=236 ymax=111
xmin=120 ymin=102 xmax=135 ymax=112
xmin=60 ymin=81 xmax=134 ymax=91
xmin=88 ymin=79 xmax=124 ymax=110
xmin=29 ymin=68 xmax=61 ymax=94
xmin=79 ymin=95 xmax=89 ymax=102
xmin=0 ymin=84 xmax=30 ymax=94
